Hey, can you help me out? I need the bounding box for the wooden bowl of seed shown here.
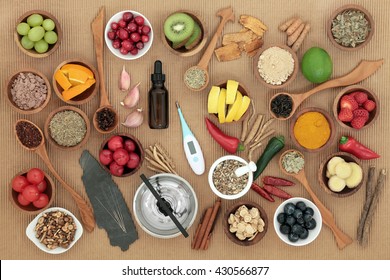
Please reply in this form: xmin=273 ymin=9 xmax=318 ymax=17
xmin=223 ymin=200 xmax=268 ymax=246
xmin=44 ymin=106 xmax=90 ymax=151
xmin=327 ymin=4 xmax=374 ymax=51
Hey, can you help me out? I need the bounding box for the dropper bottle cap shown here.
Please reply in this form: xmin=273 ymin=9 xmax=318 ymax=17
xmin=151 ymin=60 xmax=165 ymax=83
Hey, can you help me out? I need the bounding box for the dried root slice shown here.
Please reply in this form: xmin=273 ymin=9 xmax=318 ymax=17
xmin=243 ymin=37 xmax=263 ymax=54
xmin=222 ymin=30 xmax=255 ymax=46
xmin=291 ymin=23 xmax=310 ymax=52
xmin=287 ymin=23 xmax=305 ymax=46
xmin=239 ymin=15 xmax=268 ymax=36
xmin=145 ymin=144 xmax=177 ymax=175
xmin=279 ymin=17 xmax=297 ymax=32
xmin=215 ymin=43 xmax=242 ymax=62
xmin=286 ymin=18 xmax=303 ymax=35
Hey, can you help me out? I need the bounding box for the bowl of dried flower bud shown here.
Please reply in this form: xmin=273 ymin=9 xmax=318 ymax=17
xmin=25 ymin=207 xmax=83 ymax=254
xmin=208 ymin=155 xmax=254 ymax=200
xmin=223 ymin=201 xmax=268 ymax=246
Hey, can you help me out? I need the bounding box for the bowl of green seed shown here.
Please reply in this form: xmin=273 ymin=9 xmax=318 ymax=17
xmin=44 ymin=106 xmax=90 ymax=151
xmin=327 ymin=4 xmax=374 ymax=51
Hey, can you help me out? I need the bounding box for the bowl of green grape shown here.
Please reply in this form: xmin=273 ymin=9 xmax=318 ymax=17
xmin=15 ymin=10 xmax=62 ymax=58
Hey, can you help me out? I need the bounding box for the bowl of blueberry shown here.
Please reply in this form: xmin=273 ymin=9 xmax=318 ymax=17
xmin=273 ymin=197 xmax=322 ymax=246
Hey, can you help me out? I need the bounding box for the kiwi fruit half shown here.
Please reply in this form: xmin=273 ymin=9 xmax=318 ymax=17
xmin=164 ymin=13 xmax=195 ymax=43
xmin=172 ymin=37 xmax=190 ymax=49
xmin=185 ymin=22 xmax=202 ymax=50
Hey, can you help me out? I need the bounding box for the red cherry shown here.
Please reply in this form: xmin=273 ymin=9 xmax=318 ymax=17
xmin=142 ymin=25 xmax=151 ymax=35
xmin=120 ymin=47 xmax=129 ymax=55
xmin=107 ymin=31 xmax=116 ymax=40
xmin=111 ymin=22 xmax=119 ymax=30
xmin=141 ymin=35 xmax=149 ymax=43
xmin=130 ymin=48 xmax=138 ymax=55
xmin=112 ymin=39 xmax=121 ymax=49
xmin=134 ymin=16 xmax=144 ymax=26
xmin=118 ymin=19 xmax=127 ymax=28
xmin=130 ymin=32 xmax=141 ymax=42
xmin=122 ymin=12 xmax=134 ymax=22
xmin=136 ymin=41 xmax=144 ymax=50
xmin=127 ymin=22 xmax=137 ymax=32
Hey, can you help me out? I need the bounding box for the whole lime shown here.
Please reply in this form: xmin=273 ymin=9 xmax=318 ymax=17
xmin=301 ymin=47 xmax=333 ymax=83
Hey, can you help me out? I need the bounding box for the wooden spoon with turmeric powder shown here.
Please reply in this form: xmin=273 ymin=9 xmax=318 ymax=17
xmin=269 ymin=59 xmax=384 ymax=120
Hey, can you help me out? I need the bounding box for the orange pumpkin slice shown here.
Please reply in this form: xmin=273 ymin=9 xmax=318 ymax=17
xmin=61 ymin=64 xmax=94 ymax=79
xmin=54 ymin=70 xmax=72 ymax=90
xmin=62 ymin=78 xmax=96 ymax=101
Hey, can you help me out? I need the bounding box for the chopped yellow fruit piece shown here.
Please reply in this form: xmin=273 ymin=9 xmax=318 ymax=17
xmin=218 ymin=88 xmax=227 ymax=124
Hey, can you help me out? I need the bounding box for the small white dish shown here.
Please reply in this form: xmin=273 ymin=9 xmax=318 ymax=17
xmin=208 ymin=155 xmax=254 ymax=200
xmin=26 ymin=207 xmax=83 ymax=254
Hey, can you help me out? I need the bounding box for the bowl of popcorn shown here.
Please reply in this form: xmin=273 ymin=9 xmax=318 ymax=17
xmin=223 ymin=201 xmax=268 ymax=246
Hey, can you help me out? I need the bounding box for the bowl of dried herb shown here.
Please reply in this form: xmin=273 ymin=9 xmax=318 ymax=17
xmin=327 ymin=4 xmax=374 ymax=51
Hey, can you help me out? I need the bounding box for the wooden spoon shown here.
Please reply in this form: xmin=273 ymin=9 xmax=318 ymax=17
xmin=269 ymin=59 xmax=384 ymax=120
xmin=184 ymin=6 xmax=234 ymax=91
xmin=279 ymin=149 xmax=353 ymax=250
xmin=15 ymin=119 xmax=95 ymax=232
xmin=91 ymin=6 xmax=119 ymax=133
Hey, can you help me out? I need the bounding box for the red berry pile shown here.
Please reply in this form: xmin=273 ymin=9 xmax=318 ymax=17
xmin=12 ymin=168 xmax=50 ymax=209
xmin=107 ymin=11 xmax=151 ymax=56
xmin=338 ymin=91 xmax=376 ymax=129
xmin=99 ymin=135 xmax=141 ymax=176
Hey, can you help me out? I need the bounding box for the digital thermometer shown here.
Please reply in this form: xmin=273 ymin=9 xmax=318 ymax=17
xmin=176 ymin=101 xmax=205 ymax=175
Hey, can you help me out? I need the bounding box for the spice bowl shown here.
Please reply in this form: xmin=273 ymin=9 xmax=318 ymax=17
xmin=52 ymin=59 xmax=99 ymax=105
xmin=333 ymin=85 xmax=379 ymax=130
xmin=162 ymin=10 xmax=208 ymax=57
xmin=274 ymin=197 xmax=322 ymax=246
xmin=318 ymin=152 xmax=364 ymax=197
xmin=223 ymin=200 xmax=268 ymax=246
xmin=253 ymin=44 xmax=299 ymax=89
xmin=6 ymin=68 xmax=51 ymax=114
xmin=327 ymin=4 xmax=374 ymax=51
xmin=290 ymin=107 xmax=336 ymax=153
xmin=208 ymin=155 xmax=254 ymax=200
xmin=9 ymin=168 xmax=55 ymax=215
xmin=26 ymin=207 xmax=83 ymax=254
xmin=44 ymin=106 xmax=90 ymax=151
xmin=15 ymin=10 xmax=62 ymax=58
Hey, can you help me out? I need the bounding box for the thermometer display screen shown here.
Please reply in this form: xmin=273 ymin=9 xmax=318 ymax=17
xmin=187 ymin=141 xmax=196 ymax=155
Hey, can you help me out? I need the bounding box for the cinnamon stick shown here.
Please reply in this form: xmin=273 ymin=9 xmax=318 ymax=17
xmin=191 ymin=223 xmax=202 ymax=249
xmin=204 ymin=233 xmax=212 ymax=250
xmin=193 ymin=207 xmax=213 ymax=250
xmin=199 ymin=199 xmax=221 ymax=249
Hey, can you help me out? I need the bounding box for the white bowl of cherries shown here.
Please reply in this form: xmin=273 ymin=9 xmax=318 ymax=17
xmin=105 ymin=10 xmax=153 ymax=60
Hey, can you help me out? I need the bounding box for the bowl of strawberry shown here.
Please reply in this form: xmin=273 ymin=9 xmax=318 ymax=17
xmin=9 ymin=167 xmax=55 ymax=214
xmin=105 ymin=10 xmax=153 ymax=60
xmin=99 ymin=134 xmax=144 ymax=177
xmin=333 ymin=85 xmax=379 ymax=130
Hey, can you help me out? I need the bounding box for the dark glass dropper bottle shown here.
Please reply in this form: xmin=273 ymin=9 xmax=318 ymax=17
xmin=148 ymin=60 xmax=169 ymax=129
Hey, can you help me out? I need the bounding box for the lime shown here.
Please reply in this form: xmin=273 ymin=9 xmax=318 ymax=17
xmin=301 ymin=47 xmax=333 ymax=83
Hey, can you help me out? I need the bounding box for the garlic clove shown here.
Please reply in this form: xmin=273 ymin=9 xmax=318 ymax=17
xmin=122 ymin=108 xmax=144 ymax=128
xmin=120 ymin=82 xmax=140 ymax=109
xmin=119 ymin=65 xmax=131 ymax=91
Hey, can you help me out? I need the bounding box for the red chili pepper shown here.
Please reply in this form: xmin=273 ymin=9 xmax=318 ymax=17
xmin=251 ymin=183 xmax=274 ymax=202
xmin=339 ymin=136 xmax=380 ymax=160
xmin=263 ymin=185 xmax=292 ymax=200
xmin=205 ymin=117 xmax=244 ymax=154
xmin=262 ymin=176 xmax=295 ymax=186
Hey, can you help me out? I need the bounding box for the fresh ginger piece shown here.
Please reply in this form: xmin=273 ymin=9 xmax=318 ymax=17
xmin=328 ymin=176 xmax=346 ymax=192
xmin=335 ymin=162 xmax=352 ymax=179
xmin=345 ymin=163 xmax=363 ymax=188
xmin=327 ymin=156 xmax=345 ymax=176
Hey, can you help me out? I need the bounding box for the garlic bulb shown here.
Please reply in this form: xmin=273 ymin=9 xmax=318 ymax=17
xmin=122 ymin=108 xmax=143 ymax=128
xmin=120 ymin=82 xmax=140 ymax=109
xmin=119 ymin=65 xmax=131 ymax=91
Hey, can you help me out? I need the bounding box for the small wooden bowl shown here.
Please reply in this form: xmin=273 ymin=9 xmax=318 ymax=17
xmin=6 ymin=68 xmax=51 ymax=114
xmin=14 ymin=10 xmax=62 ymax=58
xmin=253 ymin=44 xmax=298 ymax=89
xmin=209 ymin=80 xmax=250 ymax=123
xmin=223 ymin=200 xmax=268 ymax=246
xmin=99 ymin=133 xmax=144 ymax=177
xmin=318 ymin=152 xmax=364 ymax=197
xmin=162 ymin=10 xmax=208 ymax=57
xmin=290 ymin=107 xmax=336 ymax=153
xmin=44 ymin=106 xmax=90 ymax=151
xmin=9 ymin=169 xmax=55 ymax=215
xmin=333 ymin=85 xmax=379 ymax=130
xmin=52 ymin=59 xmax=99 ymax=105
xmin=327 ymin=4 xmax=374 ymax=51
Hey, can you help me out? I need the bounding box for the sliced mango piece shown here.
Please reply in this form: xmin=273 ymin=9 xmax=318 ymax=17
xmin=54 ymin=69 xmax=72 ymax=90
xmin=226 ymin=91 xmax=243 ymax=122
xmin=61 ymin=64 xmax=94 ymax=79
xmin=218 ymin=88 xmax=227 ymax=123
xmin=208 ymin=86 xmax=220 ymax=114
xmin=226 ymin=80 xmax=239 ymax=104
xmin=233 ymin=95 xmax=251 ymax=121
xmin=62 ymin=79 xmax=95 ymax=101
xmin=67 ymin=68 xmax=90 ymax=86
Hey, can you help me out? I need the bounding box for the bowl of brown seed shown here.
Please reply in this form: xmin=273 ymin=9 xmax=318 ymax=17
xmin=25 ymin=207 xmax=83 ymax=254
xmin=327 ymin=4 xmax=374 ymax=51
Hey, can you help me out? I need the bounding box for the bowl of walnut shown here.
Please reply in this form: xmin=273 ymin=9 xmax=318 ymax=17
xmin=25 ymin=207 xmax=83 ymax=254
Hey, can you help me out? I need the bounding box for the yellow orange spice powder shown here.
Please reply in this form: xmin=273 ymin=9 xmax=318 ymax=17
xmin=293 ymin=111 xmax=330 ymax=149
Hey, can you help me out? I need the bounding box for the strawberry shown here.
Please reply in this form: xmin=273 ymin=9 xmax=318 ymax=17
xmin=353 ymin=91 xmax=368 ymax=105
xmin=348 ymin=91 xmax=358 ymax=98
xmin=338 ymin=108 xmax=353 ymax=122
xmin=351 ymin=117 xmax=367 ymax=129
xmin=340 ymin=95 xmax=358 ymax=111
xmin=353 ymin=108 xmax=369 ymax=121
xmin=363 ymin=99 xmax=376 ymax=112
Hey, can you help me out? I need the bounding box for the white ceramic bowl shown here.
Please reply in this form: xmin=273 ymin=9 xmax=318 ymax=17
xmin=104 ymin=10 xmax=153 ymax=60
xmin=208 ymin=155 xmax=253 ymax=200
xmin=26 ymin=207 xmax=83 ymax=254
xmin=273 ymin=197 xmax=322 ymax=246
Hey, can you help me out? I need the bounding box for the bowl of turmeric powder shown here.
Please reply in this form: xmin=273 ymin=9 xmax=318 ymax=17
xmin=290 ymin=107 xmax=335 ymax=152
